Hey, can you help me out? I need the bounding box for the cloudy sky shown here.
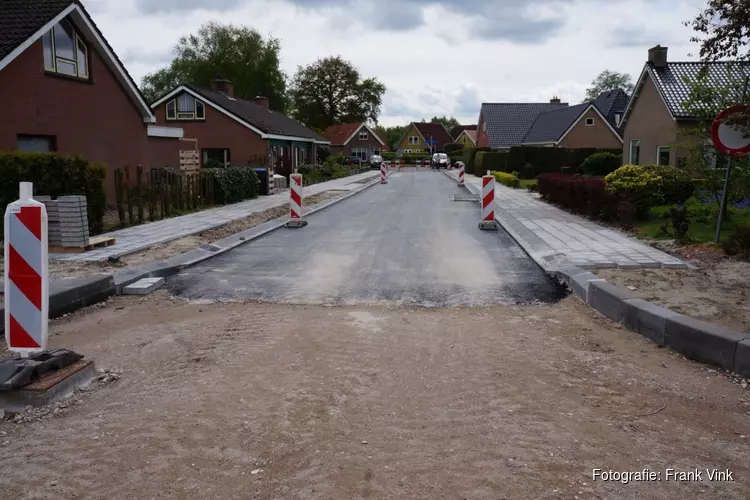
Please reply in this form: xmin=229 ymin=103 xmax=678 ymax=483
xmin=85 ymin=0 xmax=706 ymax=127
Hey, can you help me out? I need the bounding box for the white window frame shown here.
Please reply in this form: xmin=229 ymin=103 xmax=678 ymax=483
xmin=585 ymin=117 xmax=595 ymax=126
xmin=404 ymin=149 xmax=412 ymax=154
xmin=359 ymin=131 xmax=368 ymax=140
xmin=629 ymin=139 xmax=640 ymax=165
xmin=656 ymin=146 xmax=671 ymax=166
xmin=408 ymin=136 xmax=419 ymax=145
xmin=373 ymin=148 xmax=380 ymax=155
xmin=167 ymin=95 xmax=206 ymax=121
xmin=614 ymin=113 xmax=622 ymax=127
xmin=415 ymin=149 xmax=421 ymax=153
xmin=42 ymin=19 xmax=89 ymax=79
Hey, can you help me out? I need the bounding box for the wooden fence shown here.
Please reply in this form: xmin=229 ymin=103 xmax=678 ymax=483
xmin=113 ymin=165 xmax=215 ymax=227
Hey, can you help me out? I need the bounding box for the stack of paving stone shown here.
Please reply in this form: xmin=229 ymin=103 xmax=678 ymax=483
xmin=33 ymin=195 xmax=89 ymax=248
xmin=57 ymin=195 xmax=89 ymax=247
xmin=33 ymin=196 xmax=61 ymax=246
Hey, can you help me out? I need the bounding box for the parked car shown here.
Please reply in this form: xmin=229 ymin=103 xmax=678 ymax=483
xmin=369 ymin=155 xmax=383 ymax=169
xmin=432 ymin=153 xmax=449 ymax=169
xmin=345 ymin=156 xmax=363 ymax=166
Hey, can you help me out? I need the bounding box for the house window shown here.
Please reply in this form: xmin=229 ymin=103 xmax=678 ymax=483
xmin=17 ymin=135 xmax=56 ymax=153
xmin=415 ymin=149 xmax=421 ymax=153
xmin=404 ymin=149 xmax=412 ymax=154
xmin=373 ymin=148 xmax=380 ymax=155
xmin=42 ymin=18 xmax=88 ymax=79
xmin=629 ymin=139 xmax=640 ymax=165
xmin=167 ymin=93 xmax=206 ymax=121
xmin=359 ymin=131 xmax=368 ymax=140
xmin=614 ymin=113 xmax=622 ymax=126
xmin=202 ymin=148 xmax=230 ymax=167
xmin=657 ymin=146 xmax=671 ymax=166
xmin=585 ymin=117 xmax=595 ymax=126
xmin=408 ymin=136 xmax=419 ymax=145
xmin=352 ymin=148 xmax=367 ymax=160
xmin=483 ymin=122 xmax=487 ymax=132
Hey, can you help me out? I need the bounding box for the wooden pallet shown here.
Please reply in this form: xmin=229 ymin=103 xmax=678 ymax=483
xmin=49 ymin=235 xmax=116 ymax=254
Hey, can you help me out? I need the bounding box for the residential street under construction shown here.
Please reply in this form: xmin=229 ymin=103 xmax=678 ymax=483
xmin=0 ymin=172 xmax=749 ymax=500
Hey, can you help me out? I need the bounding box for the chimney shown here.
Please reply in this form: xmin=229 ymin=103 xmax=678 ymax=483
xmin=648 ymin=45 xmax=668 ymax=68
xmin=211 ymin=74 xmax=234 ymax=97
xmin=254 ymin=96 xmax=269 ymax=110
xmin=550 ymin=96 xmax=561 ymax=103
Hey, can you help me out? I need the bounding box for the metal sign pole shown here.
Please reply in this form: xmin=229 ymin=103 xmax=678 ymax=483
xmin=714 ymin=76 xmax=749 ymax=244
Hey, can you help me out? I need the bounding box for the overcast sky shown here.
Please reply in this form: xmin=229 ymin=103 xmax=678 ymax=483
xmin=85 ymin=0 xmax=705 ymax=127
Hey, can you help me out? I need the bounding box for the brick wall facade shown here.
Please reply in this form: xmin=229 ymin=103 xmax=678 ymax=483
xmin=559 ymin=108 xmax=622 ymax=149
xmin=0 ymin=38 xmax=150 ymax=203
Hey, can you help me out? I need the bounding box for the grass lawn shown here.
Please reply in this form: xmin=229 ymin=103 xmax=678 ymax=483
xmin=518 ymin=179 xmax=537 ymax=190
xmin=635 ymin=203 xmax=750 ymax=242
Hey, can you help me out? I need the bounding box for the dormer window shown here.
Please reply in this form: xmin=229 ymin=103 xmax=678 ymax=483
xmin=359 ymin=130 xmax=368 ymax=140
xmin=42 ymin=18 xmax=88 ymax=79
xmin=166 ymin=93 xmax=206 ymax=121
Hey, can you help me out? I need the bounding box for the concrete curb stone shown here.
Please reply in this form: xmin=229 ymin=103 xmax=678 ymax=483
xmin=555 ymin=265 xmax=750 ymax=377
xmin=0 ymin=174 xmax=383 ymax=336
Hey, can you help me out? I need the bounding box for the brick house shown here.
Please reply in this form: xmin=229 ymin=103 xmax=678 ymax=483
xmin=620 ymin=45 xmax=750 ymax=167
xmin=150 ymin=79 xmax=330 ymax=177
xmin=395 ymin=122 xmax=453 ymax=155
xmin=0 ymin=0 xmax=186 ymax=202
xmin=477 ymin=91 xmax=625 ymax=150
xmin=321 ymin=122 xmax=386 ymax=160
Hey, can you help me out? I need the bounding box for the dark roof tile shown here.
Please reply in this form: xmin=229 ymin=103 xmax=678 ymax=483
xmin=480 ymin=102 xmax=569 ymax=148
xmin=649 ymin=61 xmax=750 ymax=118
xmin=593 ymin=88 xmax=629 ymax=128
xmin=522 ymin=103 xmax=589 ymax=144
xmin=413 ymin=122 xmax=453 ymax=146
xmin=322 ymin=123 xmax=361 ymax=145
xmin=0 ymin=0 xmax=73 ymax=62
xmin=185 ymin=84 xmax=326 ymax=141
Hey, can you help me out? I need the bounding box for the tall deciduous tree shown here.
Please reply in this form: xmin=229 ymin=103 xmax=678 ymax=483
xmin=288 ymin=56 xmax=386 ymax=131
xmin=140 ymin=22 xmax=287 ymax=111
xmin=375 ymin=125 xmax=405 ymax=151
xmin=686 ymin=0 xmax=750 ymax=61
xmin=429 ymin=116 xmax=461 ymax=130
xmin=584 ymin=70 xmax=634 ymax=101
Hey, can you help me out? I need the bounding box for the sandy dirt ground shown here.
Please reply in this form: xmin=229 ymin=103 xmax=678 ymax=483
xmin=0 ymin=190 xmax=345 ymax=282
xmin=0 ymin=293 xmax=749 ymax=499
xmin=597 ymin=241 xmax=750 ymax=333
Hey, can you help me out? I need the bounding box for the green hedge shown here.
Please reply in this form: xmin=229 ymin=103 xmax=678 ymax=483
xmin=465 ymin=147 xmax=491 ymax=176
xmin=382 ymin=152 xmax=397 ymax=160
xmin=0 ymin=152 xmax=107 ymax=235
xmin=491 ymin=171 xmax=520 ymax=188
xmin=580 ymin=152 xmax=622 ymax=176
xmin=444 ymin=143 xmax=464 ymax=154
xmin=208 ymin=166 xmax=260 ymax=204
xmin=504 ymin=147 xmax=622 ymax=177
xmin=478 ymin=152 xmax=508 ymax=173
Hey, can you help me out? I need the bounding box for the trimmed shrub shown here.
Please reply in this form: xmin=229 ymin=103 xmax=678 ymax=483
xmin=507 ymin=146 xmax=621 ymax=176
xmin=605 ymin=165 xmax=663 ymax=218
xmin=448 ymin=151 xmax=464 ymax=163
xmin=0 ymin=152 xmax=106 ymax=235
xmin=382 ymin=151 xmax=397 ymax=160
xmin=465 ymin=146 xmax=490 ymax=176
xmin=491 ymin=171 xmax=520 ymax=188
xmin=444 ymin=143 xmax=464 ymax=154
xmin=538 ymin=173 xmax=616 ymax=219
xmin=641 ymin=164 xmax=696 ymax=205
xmin=482 ymin=152 xmax=509 ymax=173
xmin=580 ymin=152 xmax=621 ymax=176
xmin=209 ymin=166 xmax=260 ymax=204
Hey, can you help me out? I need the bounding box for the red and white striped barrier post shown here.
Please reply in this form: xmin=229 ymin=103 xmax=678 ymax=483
xmin=457 ymin=162 xmax=465 ymax=186
xmin=479 ymin=174 xmax=498 ymax=231
xmin=4 ymin=182 xmax=49 ymax=355
xmin=380 ymin=162 xmax=388 ymax=184
xmin=285 ymin=173 xmax=308 ymax=228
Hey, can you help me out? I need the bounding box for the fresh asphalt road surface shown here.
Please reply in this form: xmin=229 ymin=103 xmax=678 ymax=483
xmin=170 ymin=171 xmax=566 ymax=306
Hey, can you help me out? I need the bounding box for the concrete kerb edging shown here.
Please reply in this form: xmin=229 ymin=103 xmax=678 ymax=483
xmin=442 ymin=170 xmax=750 ymax=377
xmin=556 ymin=264 xmax=750 ymax=378
xmin=0 ymin=173 xmax=385 ymax=335
xmin=112 ymin=173 xmax=387 ymax=292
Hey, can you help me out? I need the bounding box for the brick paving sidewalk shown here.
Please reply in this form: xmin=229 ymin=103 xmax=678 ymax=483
xmin=52 ymin=171 xmax=380 ymax=262
xmin=447 ymin=171 xmax=687 ymax=271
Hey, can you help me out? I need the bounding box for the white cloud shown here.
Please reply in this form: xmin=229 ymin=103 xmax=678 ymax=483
xmin=83 ymin=0 xmax=707 ymax=126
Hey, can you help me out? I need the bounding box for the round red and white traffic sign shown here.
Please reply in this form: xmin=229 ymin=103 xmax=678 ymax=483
xmin=711 ymin=105 xmax=750 ymax=157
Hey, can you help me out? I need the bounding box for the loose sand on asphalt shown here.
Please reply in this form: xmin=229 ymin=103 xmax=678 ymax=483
xmin=0 ymin=292 xmax=749 ymax=499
